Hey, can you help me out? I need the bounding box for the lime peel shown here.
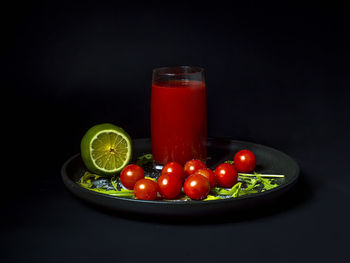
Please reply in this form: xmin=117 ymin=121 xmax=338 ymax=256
xmin=81 ymin=123 xmax=132 ymax=176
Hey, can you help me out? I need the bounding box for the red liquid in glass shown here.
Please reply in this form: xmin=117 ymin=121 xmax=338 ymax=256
xmin=151 ymin=80 xmax=207 ymax=165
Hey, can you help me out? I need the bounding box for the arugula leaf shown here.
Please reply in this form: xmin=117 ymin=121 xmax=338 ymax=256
xmin=78 ymin=171 xmax=134 ymax=197
xmin=79 ymin=171 xmax=102 ymax=188
xmin=239 ymin=190 xmax=259 ymax=195
xmin=256 ymin=175 xmax=278 ymax=191
xmin=111 ymin=177 xmax=119 ymax=191
xmin=232 ymin=182 xmax=242 ymax=197
xmin=136 ymin=153 xmax=153 ymax=166
xmin=145 ymin=176 xmax=157 ymax=182
xmin=239 ymin=172 xmax=285 ymax=178
xmin=211 ymin=182 xmax=242 ymax=197
xmin=243 ymin=178 xmax=258 ymax=191
xmin=203 ymin=195 xmax=223 ymax=201
xmin=88 ymin=188 xmax=134 ymax=197
xmin=239 ymin=172 xmax=279 ymax=193
xmin=239 ymin=175 xmax=256 ymax=184
xmin=211 ymin=187 xmax=230 ymax=195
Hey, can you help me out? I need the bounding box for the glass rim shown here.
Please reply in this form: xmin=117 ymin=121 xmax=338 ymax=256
xmin=153 ymin=66 xmax=204 ymax=76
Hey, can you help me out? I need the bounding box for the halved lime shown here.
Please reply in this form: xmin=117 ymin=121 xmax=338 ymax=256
xmin=80 ymin=123 xmax=132 ymax=176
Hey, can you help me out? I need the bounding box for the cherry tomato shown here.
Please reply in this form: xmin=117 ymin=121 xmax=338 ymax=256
xmin=161 ymin=162 xmax=185 ymax=181
xmin=157 ymin=172 xmax=183 ymax=199
xmin=184 ymin=159 xmax=206 ymax=178
xmin=233 ymin=150 xmax=256 ymax=173
xmin=120 ymin=164 xmax=145 ymax=190
xmin=134 ymin=179 xmax=158 ymax=200
xmin=196 ymin=168 xmax=216 ymax=188
xmin=214 ymin=163 xmax=238 ymax=188
xmin=184 ymin=174 xmax=210 ymax=200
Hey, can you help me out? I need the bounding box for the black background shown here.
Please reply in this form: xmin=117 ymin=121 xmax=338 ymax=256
xmin=4 ymin=1 xmax=350 ymax=263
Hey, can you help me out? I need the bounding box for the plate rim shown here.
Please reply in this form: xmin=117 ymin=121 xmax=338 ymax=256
xmin=61 ymin=138 xmax=300 ymax=206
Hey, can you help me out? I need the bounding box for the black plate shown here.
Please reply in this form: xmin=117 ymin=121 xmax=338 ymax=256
xmin=61 ymin=138 xmax=299 ymax=217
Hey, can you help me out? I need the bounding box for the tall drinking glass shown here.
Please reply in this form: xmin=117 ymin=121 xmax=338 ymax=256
xmin=151 ymin=66 xmax=207 ymax=166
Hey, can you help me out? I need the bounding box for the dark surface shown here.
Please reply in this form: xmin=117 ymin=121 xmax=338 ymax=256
xmin=4 ymin=2 xmax=350 ymax=263
xmin=62 ymin=138 xmax=299 ymax=216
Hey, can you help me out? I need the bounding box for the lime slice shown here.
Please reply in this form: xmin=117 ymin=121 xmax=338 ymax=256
xmin=80 ymin=123 xmax=132 ymax=175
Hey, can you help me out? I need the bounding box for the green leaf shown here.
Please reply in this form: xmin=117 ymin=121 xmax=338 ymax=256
xmin=255 ymin=174 xmax=279 ymax=191
xmin=239 ymin=190 xmax=259 ymax=195
xmin=111 ymin=177 xmax=119 ymax=191
xmin=224 ymin=160 xmax=234 ymax=164
xmin=79 ymin=171 xmax=102 ymax=188
xmin=211 ymin=187 xmax=231 ymax=195
xmin=78 ymin=171 xmax=134 ymax=197
xmin=136 ymin=153 xmax=153 ymax=166
xmin=243 ymin=178 xmax=259 ymax=191
xmin=238 ymin=176 xmax=256 ymax=184
xmin=145 ymin=176 xmax=157 ymax=182
xmin=232 ymin=182 xmax=242 ymax=197
xmin=211 ymin=182 xmax=242 ymax=197
xmin=238 ymin=172 xmax=285 ymax=178
xmin=203 ymin=195 xmax=223 ymax=201
xmin=88 ymin=188 xmax=134 ymax=197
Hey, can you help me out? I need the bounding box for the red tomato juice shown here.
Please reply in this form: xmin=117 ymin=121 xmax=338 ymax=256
xmin=151 ymin=80 xmax=207 ymax=165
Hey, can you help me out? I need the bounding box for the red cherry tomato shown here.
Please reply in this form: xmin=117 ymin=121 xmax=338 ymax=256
xmin=157 ymin=173 xmax=183 ymax=199
xmin=184 ymin=174 xmax=210 ymax=200
xmin=134 ymin=179 xmax=158 ymax=200
xmin=214 ymin=163 xmax=238 ymax=188
xmin=120 ymin=164 xmax=145 ymax=189
xmin=234 ymin=150 xmax=256 ymax=173
xmin=161 ymin=162 xmax=185 ymax=181
xmin=196 ymin=168 xmax=216 ymax=188
xmin=184 ymin=159 xmax=206 ymax=178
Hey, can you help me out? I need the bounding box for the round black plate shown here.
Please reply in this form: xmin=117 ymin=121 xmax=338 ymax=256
xmin=61 ymin=138 xmax=299 ymax=217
